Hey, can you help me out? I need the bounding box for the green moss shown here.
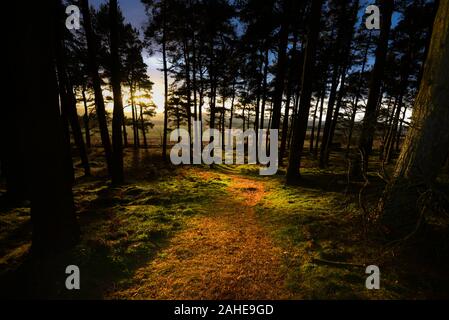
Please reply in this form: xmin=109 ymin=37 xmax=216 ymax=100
xmin=254 ymin=169 xmax=408 ymax=300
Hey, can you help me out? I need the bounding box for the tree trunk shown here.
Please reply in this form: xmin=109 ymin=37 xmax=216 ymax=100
xmin=16 ymin=1 xmax=80 ymax=254
xmin=140 ymin=106 xmax=148 ymax=148
xmin=395 ymin=105 xmax=407 ymax=152
xmin=314 ymin=86 xmax=326 ymax=157
xmin=319 ymin=64 xmax=341 ymax=168
xmin=309 ymin=96 xmax=320 ymax=153
xmin=80 ymin=0 xmax=113 ymax=175
xmin=280 ymin=37 xmax=298 ymax=166
xmin=353 ymin=0 xmax=393 ymax=176
xmin=109 ymin=0 xmax=124 ymax=184
xmin=184 ymin=40 xmax=193 ymax=151
xmin=81 ymin=87 xmax=92 ymax=149
xmin=54 ymin=2 xmax=90 ymax=177
xmin=162 ymin=7 xmax=169 ymax=160
xmin=130 ymin=88 xmax=139 ymax=148
xmin=286 ymin=0 xmax=323 ymax=183
xmin=260 ymin=47 xmax=269 ymax=130
xmin=229 ymin=80 xmax=236 ymax=129
xmin=122 ymin=115 xmax=128 ymax=147
xmin=379 ymin=1 xmax=449 ymax=237
xmin=270 ymin=0 xmax=292 ymax=131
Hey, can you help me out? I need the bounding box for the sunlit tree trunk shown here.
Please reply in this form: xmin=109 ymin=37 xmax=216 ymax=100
xmin=379 ymin=1 xmax=449 ymax=237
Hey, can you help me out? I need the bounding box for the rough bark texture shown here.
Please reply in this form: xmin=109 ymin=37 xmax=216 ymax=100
xmin=379 ymin=1 xmax=449 ymax=237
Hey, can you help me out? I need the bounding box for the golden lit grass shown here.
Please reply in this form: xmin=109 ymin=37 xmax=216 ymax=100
xmin=108 ymin=172 xmax=292 ymax=300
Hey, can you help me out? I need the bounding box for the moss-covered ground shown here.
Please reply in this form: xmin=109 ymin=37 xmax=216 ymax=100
xmin=0 ymin=149 xmax=448 ymax=299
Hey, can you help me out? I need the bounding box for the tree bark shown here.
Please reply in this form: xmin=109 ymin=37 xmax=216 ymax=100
xmin=16 ymin=1 xmax=80 ymax=254
xmin=286 ymin=0 xmax=323 ymax=183
xmin=379 ymin=1 xmax=449 ymax=237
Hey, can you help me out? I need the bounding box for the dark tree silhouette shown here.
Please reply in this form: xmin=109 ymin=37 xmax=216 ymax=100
xmin=352 ymin=0 xmax=394 ymax=176
xmin=80 ymin=0 xmax=114 ymax=175
xmin=286 ymin=0 xmax=324 ymax=183
xmin=109 ymin=0 xmax=125 ymax=184
xmin=9 ymin=1 xmax=80 ymax=254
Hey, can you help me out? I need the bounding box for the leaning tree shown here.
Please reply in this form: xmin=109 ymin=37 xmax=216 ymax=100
xmin=378 ymin=1 xmax=449 ymax=238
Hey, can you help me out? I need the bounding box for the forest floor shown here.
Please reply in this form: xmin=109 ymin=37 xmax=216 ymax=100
xmin=1 ymin=148 xmax=449 ymax=299
xmin=109 ymin=170 xmax=290 ymax=299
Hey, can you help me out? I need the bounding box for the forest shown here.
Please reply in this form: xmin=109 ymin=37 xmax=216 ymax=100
xmin=0 ymin=0 xmax=448 ymax=300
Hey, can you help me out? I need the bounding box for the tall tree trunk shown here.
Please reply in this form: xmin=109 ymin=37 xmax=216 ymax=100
xmin=270 ymin=0 xmax=292 ymax=130
xmin=162 ymin=6 xmax=169 ymax=160
xmin=324 ymin=2 xmax=359 ymax=164
xmin=17 ymin=1 xmax=80 ymax=254
xmin=286 ymin=0 xmax=323 ymax=183
xmin=379 ymin=1 xmax=449 ymax=237
xmin=122 ymin=115 xmax=128 ymax=147
xmin=130 ymin=87 xmax=139 ymax=148
xmin=346 ymin=33 xmax=371 ymax=156
xmin=81 ymin=87 xmax=92 ymax=149
xmin=80 ymin=0 xmax=113 ymax=175
xmin=279 ymin=37 xmax=298 ymax=166
xmin=109 ymin=0 xmax=124 ymax=184
xmin=184 ymin=40 xmax=193 ymax=151
xmin=353 ymin=0 xmax=393 ymax=176
xmin=314 ymin=87 xmax=326 ymax=157
xmin=54 ymin=1 xmax=90 ymax=177
xmin=192 ymin=34 xmax=198 ymax=122
xmin=309 ymin=96 xmax=320 ymax=153
xmin=229 ymin=80 xmax=236 ymax=129
xmin=324 ymin=66 xmax=349 ymax=164
xmin=385 ymin=94 xmax=404 ymax=163
xmin=140 ymin=106 xmax=148 ymax=148
xmin=395 ymin=105 xmax=408 ymax=152
xmin=319 ymin=64 xmax=341 ymax=168
xmin=260 ymin=46 xmax=269 ymax=130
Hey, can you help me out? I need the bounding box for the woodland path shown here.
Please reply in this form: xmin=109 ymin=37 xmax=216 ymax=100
xmin=108 ymin=169 xmax=291 ymax=299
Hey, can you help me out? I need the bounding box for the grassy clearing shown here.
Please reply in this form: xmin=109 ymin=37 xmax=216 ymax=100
xmin=1 ymin=149 xmax=448 ymax=299
xmin=0 ymin=153 xmax=230 ymax=299
xmin=250 ymin=166 xmax=410 ymax=299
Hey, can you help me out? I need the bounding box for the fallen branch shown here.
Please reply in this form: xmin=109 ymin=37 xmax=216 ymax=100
xmin=312 ymin=257 xmax=366 ymax=268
